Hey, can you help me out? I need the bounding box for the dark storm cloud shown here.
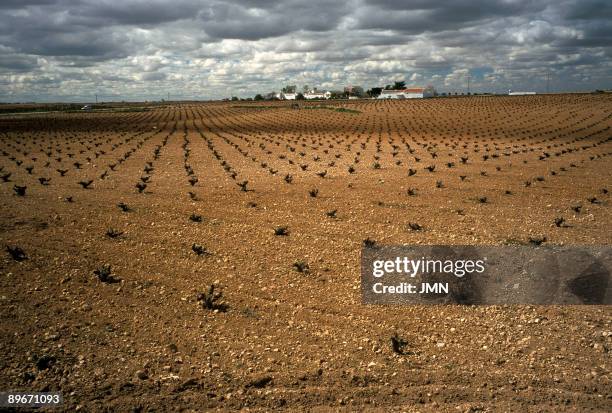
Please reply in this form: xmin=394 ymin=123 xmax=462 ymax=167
xmin=354 ymin=0 xmax=547 ymax=33
xmin=198 ymin=0 xmax=348 ymax=40
xmin=0 ymin=0 xmax=610 ymax=101
xmin=563 ymin=0 xmax=612 ymax=20
xmin=0 ymin=6 xmax=127 ymax=61
xmin=0 ymin=0 xmax=57 ymax=9
xmin=140 ymin=72 xmax=167 ymax=81
xmin=367 ymin=0 xmax=535 ymax=18
xmin=0 ymin=52 xmax=38 ymax=72
xmin=28 ymin=31 xmax=130 ymax=59
xmin=77 ymin=0 xmax=203 ymax=26
xmin=557 ymin=21 xmax=612 ymax=48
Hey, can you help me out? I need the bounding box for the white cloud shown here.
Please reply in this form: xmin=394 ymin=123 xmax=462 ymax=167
xmin=0 ymin=0 xmax=609 ymax=101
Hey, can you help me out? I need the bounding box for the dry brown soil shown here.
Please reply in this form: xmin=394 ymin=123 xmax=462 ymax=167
xmin=1 ymin=95 xmax=611 ymax=412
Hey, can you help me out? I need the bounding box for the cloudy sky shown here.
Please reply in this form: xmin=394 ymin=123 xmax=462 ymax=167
xmin=0 ymin=0 xmax=610 ymax=102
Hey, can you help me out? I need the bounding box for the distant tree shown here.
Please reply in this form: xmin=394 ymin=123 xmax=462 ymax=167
xmin=296 ymin=93 xmax=305 ymax=100
xmin=254 ymin=94 xmax=264 ymax=101
xmin=282 ymin=85 xmax=296 ymax=93
xmin=302 ymin=85 xmax=310 ymax=93
xmin=367 ymin=87 xmax=383 ymax=98
xmin=384 ymin=84 xmax=392 ymax=90
xmin=393 ymin=81 xmax=406 ymax=90
xmin=231 ymin=96 xmax=239 ymax=101
xmin=351 ymin=86 xmax=365 ymax=97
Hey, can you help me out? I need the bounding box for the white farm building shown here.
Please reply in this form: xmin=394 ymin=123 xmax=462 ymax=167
xmin=280 ymin=92 xmax=297 ymax=100
xmin=508 ymin=91 xmax=536 ymax=96
xmin=377 ymin=86 xmax=435 ymax=99
xmin=304 ymin=91 xmax=331 ymax=100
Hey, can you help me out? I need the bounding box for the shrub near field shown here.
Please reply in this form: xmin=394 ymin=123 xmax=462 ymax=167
xmin=0 ymin=94 xmax=611 ymax=412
